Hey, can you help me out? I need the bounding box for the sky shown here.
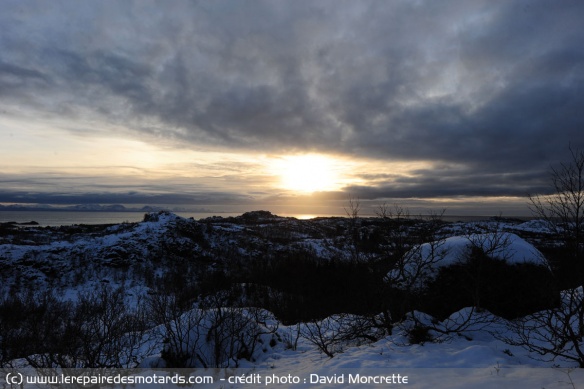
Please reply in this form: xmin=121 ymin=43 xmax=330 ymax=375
xmin=1 ymin=0 xmax=583 ymax=217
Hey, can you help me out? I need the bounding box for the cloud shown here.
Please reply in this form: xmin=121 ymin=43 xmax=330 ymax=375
xmin=1 ymin=0 xmax=583 ymax=205
xmin=0 ymin=190 xmax=250 ymax=207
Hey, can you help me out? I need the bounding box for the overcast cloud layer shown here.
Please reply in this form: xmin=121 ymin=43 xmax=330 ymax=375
xmin=1 ymin=0 xmax=583 ymax=214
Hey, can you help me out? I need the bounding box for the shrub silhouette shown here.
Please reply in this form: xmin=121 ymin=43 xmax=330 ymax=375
xmin=419 ymin=251 xmax=557 ymax=320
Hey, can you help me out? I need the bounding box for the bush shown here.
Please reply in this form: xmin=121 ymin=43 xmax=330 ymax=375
xmin=420 ymin=257 xmax=557 ymax=320
xmin=407 ymin=324 xmax=433 ymax=345
xmin=0 ymin=286 xmax=150 ymax=368
xmin=300 ymin=313 xmax=384 ymax=358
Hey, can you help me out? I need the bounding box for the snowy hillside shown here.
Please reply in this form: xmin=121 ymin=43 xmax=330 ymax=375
xmin=235 ymin=309 xmax=584 ymax=389
xmin=1 ymin=211 xmax=583 ymax=388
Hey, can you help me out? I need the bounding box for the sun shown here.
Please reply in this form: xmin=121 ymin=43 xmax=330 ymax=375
xmin=274 ymin=154 xmax=341 ymax=193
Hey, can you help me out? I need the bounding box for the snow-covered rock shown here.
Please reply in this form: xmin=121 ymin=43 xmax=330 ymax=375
xmin=388 ymin=232 xmax=548 ymax=288
xmin=386 ymin=232 xmax=555 ymax=320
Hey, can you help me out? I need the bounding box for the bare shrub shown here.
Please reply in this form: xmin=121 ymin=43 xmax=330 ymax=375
xmin=504 ymin=287 xmax=584 ymax=367
xmin=507 ymin=147 xmax=584 ymax=367
xmin=148 ymin=291 xmax=279 ymax=368
xmin=1 ymin=286 xmax=151 ymax=369
xmin=300 ymin=313 xmax=383 ymax=358
xmin=147 ymin=292 xmax=206 ymax=367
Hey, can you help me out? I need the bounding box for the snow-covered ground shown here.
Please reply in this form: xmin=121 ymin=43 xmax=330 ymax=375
xmin=9 ymin=321 xmax=584 ymax=389
xmin=1 ymin=212 xmax=583 ymax=388
xmin=132 ymin=309 xmax=584 ymax=388
xmin=240 ymin=330 xmax=584 ymax=389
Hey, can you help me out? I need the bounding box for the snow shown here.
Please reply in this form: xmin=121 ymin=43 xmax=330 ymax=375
xmin=116 ymin=299 xmax=584 ymax=388
xmin=84 ymin=304 xmax=581 ymax=389
xmin=419 ymin=232 xmax=547 ymax=267
xmin=160 ymin=307 xmax=584 ymax=388
xmin=511 ymin=219 xmax=557 ymax=234
xmin=295 ymin=238 xmax=339 ymax=259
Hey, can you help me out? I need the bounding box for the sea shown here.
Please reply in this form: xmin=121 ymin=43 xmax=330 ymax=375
xmin=0 ymin=210 xmax=533 ymax=227
xmin=0 ymin=211 xmax=235 ymax=227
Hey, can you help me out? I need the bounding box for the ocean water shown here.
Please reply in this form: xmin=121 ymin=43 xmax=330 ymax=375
xmin=0 ymin=211 xmax=238 ymax=227
xmin=0 ymin=210 xmax=531 ymax=227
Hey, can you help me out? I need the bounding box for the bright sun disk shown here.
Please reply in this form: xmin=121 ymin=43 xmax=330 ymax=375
xmin=275 ymin=154 xmax=341 ymax=193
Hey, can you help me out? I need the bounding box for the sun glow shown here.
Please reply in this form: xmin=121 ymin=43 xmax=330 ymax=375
xmin=274 ymin=154 xmax=342 ymax=193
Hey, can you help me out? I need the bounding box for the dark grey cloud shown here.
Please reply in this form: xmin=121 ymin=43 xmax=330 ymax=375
xmin=1 ymin=0 xmax=583 ymax=202
xmin=0 ymin=169 xmax=253 ymax=207
xmin=0 ymin=189 xmax=251 ymax=207
xmin=0 ymin=167 xmax=261 ymax=205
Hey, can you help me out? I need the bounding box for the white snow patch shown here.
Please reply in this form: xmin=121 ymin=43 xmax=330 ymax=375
xmin=387 ymin=232 xmax=548 ymax=290
xmin=511 ymin=219 xmax=557 ymax=234
xmin=426 ymin=232 xmax=547 ymax=267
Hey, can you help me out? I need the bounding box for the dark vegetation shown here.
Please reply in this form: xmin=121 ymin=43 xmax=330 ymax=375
xmin=421 ymin=257 xmax=557 ymax=320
